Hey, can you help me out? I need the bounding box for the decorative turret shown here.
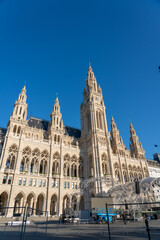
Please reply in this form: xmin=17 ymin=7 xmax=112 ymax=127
xmin=110 ymin=117 xmax=125 ymax=154
xmin=7 ymin=86 xmax=27 ymax=136
xmin=86 ymin=63 xmax=98 ymax=94
xmin=10 ymin=86 xmax=27 ymax=122
xmin=50 ymin=97 xmax=63 ymax=130
xmin=129 ymin=123 xmax=145 ymax=158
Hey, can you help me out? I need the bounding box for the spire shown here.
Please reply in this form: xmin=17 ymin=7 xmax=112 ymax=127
xmin=10 ymin=86 xmax=27 ymax=122
xmin=86 ymin=63 xmax=98 ymax=93
xmin=110 ymin=117 xmax=125 ymax=154
xmin=50 ymin=97 xmax=63 ymax=130
xmin=129 ymin=123 xmax=145 ymax=158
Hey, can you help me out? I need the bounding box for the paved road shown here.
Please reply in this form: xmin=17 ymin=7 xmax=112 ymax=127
xmin=0 ymin=220 xmax=160 ymax=240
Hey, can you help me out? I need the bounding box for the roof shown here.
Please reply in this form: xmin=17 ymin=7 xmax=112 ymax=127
xmin=27 ymin=117 xmax=81 ymax=138
xmin=65 ymin=126 xmax=81 ymax=138
xmin=27 ymin=117 xmax=49 ymax=131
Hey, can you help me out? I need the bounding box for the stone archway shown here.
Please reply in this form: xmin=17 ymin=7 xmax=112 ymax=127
xmin=36 ymin=194 xmax=44 ymax=215
xmin=62 ymin=195 xmax=70 ymax=214
xmin=13 ymin=192 xmax=25 ymax=215
xmin=0 ymin=192 xmax=8 ymax=216
xmin=26 ymin=193 xmax=35 ymax=215
xmin=50 ymin=194 xmax=57 ymax=216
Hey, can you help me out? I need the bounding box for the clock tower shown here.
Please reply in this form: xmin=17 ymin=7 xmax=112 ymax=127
xmin=80 ymin=64 xmax=113 ymax=198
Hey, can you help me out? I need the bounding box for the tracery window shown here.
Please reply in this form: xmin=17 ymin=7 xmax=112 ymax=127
xmin=5 ymin=144 xmax=18 ymax=170
xmin=20 ymin=147 xmax=31 ymax=172
xmin=39 ymin=150 xmax=49 ymax=174
xmin=52 ymin=152 xmax=60 ymax=175
xmin=30 ymin=148 xmax=40 ymax=174
xmin=71 ymin=164 xmax=77 ymax=177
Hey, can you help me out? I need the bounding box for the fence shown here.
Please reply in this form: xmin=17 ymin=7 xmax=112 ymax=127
xmin=0 ymin=202 xmax=160 ymax=240
xmin=106 ymin=201 xmax=160 ymax=240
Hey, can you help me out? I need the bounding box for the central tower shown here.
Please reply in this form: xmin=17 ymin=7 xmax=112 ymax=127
xmin=80 ymin=64 xmax=113 ymax=197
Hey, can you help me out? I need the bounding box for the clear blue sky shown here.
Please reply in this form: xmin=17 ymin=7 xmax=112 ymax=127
xmin=0 ymin=0 xmax=160 ymax=159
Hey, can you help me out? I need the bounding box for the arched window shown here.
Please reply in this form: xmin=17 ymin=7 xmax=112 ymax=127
xmin=15 ymin=106 xmax=18 ymax=115
xmin=17 ymin=126 xmax=21 ymax=135
xmin=13 ymin=125 xmax=17 ymax=133
xmin=52 ymin=152 xmax=60 ymax=175
xmin=6 ymin=145 xmax=18 ymax=170
xmin=19 ymin=107 xmax=22 ymax=115
xmin=23 ymin=111 xmax=25 ymax=119
xmin=39 ymin=150 xmax=49 ymax=174
xmin=67 ymin=166 xmax=69 ymax=176
xmin=30 ymin=148 xmax=40 ymax=174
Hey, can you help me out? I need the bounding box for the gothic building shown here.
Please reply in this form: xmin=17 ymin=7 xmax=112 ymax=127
xmin=0 ymin=64 xmax=149 ymax=217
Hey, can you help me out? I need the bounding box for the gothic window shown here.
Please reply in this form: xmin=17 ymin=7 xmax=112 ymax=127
xmin=19 ymin=107 xmax=22 ymax=115
xmin=67 ymin=166 xmax=69 ymax=176
xmin=23 ymin=111 xmax=25 ymax=119
xmin=5 ymin=144 xmax=18 ymax=170
xmin=13 ymin=125 xmax=17 ymax=134
xmin=39 ymin=150 xmax=49 ymax=174
xmin=15 ymin=106 xmax=18 ymax=115
xmin=20 ymin=147 xmax=31 ymax=173
xmin=30 ymin=148 xmax=40 ymax=174
xmin=17 ymin=126 xmax=21 ymax=135
xmin=52 ymin=152 xmax=60 ymax=175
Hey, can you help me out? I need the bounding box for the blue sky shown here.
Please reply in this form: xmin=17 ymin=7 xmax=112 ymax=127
xmin=0 ymin=0 xmax=160 ymax=159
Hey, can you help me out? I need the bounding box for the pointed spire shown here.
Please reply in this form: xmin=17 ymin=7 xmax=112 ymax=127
xmin=50 ymin=96 xmax=63 ymax=130
xmin=10 ymin=86 xmax=28 ymax=122
xmin=129 ymin=123 xmax=145 ymax=158
xmin=86 ymin=62 xmax=98 ymax=93
xmin=111 ymin=116 xmax=117 ymax=130
xmin=120 ymin=136 xmax=123 ymax=145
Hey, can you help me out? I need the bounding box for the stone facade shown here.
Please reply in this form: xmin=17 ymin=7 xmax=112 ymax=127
xmin=0 ymin=64 xmax=149 ymax=217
